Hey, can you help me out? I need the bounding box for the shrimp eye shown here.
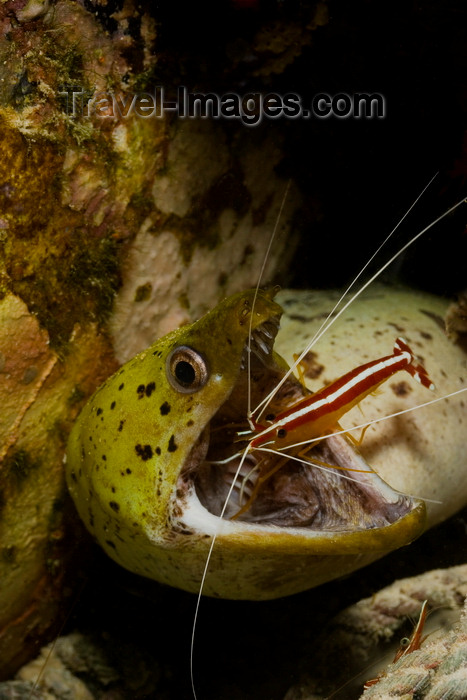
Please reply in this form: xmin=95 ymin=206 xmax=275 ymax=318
xmin=265 ymin=413 xmax=276 ymax=423
xmin=277 ymin=428 xmax=287 ymax=439
xmin=399 ymin=637 xmax=410 ymax=648
xmin=166 ymin=346 xmax=209 ymax=394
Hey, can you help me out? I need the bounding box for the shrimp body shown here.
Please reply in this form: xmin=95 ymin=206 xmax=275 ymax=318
xmin=364 ymin=599 xmax=429 ymax=690
xmin=250 ymin=337 xmax=435 ymax=452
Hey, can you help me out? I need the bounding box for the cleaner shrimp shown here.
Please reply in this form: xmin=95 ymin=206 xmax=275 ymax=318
xmin=363 ymin=599 xmax=429 ymax=690
xmin=310 ymin=598 xmax=432 ymax=699
xmin=189 ymin=180 xmax=467 ymax=699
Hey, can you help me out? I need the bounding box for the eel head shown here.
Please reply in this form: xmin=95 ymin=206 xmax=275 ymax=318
xmin=66 ymin=289 xmax=425 ymax=599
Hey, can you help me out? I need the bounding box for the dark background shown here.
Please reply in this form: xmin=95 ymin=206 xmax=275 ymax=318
xmin=155 ymin=0 xmax=467 ymax=295
xmin=56 ymin=2 xmax=467 ymax=699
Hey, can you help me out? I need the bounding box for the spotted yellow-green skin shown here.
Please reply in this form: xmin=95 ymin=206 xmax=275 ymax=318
xmin=66 ymin=290 xmax=284 ymax=583
xmin=66 ymin=288 xmax=426 ymax=600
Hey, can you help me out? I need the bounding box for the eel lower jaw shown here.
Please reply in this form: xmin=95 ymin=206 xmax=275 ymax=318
xmin=175 ymin=323 xmax=420 ymax=534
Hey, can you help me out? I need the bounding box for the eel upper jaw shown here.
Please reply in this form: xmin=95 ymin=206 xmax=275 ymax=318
xmin=177 ymin=319 xmax=421 ymax=533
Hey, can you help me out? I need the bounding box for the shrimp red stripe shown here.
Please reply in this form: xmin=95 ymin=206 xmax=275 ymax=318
xmin=250 ymin=336 xmax=435 ymax=449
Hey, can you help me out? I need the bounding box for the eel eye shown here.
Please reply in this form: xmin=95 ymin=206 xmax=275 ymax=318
xmin=166 ymin=346 xmax=209 ymax=394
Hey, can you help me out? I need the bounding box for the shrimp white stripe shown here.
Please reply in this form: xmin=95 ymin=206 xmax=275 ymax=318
xmin=254 ymin=352 xmax=411 ymax=441
xmin=274 ymin=385 xmax=467 ymax=453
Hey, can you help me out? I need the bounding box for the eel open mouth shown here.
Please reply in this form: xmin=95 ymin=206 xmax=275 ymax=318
xmin=180 ymin=316 xmax=416 ymax=531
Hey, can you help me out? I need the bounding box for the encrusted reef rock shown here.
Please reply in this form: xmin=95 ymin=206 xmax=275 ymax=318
xmin=0 ymin=294 xmax=116 ymax=676
xmin=284 ymin=564 xmax=467 ymax=700
xmin=0 ymin=0 xmax=320 ymax=678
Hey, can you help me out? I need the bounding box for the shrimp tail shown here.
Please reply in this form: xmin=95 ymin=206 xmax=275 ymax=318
xmin=394 ymin=337 xmax=435 ymax=391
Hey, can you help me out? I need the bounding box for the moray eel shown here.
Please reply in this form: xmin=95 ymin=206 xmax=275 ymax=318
xmin=66 ymin=288 xmax=427 ymax=600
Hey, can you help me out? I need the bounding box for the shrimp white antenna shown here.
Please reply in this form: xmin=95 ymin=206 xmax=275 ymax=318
xmin=288 ymin=171 xmax=438 ymax=360
xmin=254 ymin=190 xmax=466 ymax=420
xmin=189 ymin=444 xmax=254 ymax=700
xmin=253 ymin=173 xmax=439 ymax=419
xmin=254 ymin=446 xmax=442 ymax=504
xmin=190 ymin=179 xmax=291 ymax=700
xmin=246 ymin=179 xmax=291 ymax=420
